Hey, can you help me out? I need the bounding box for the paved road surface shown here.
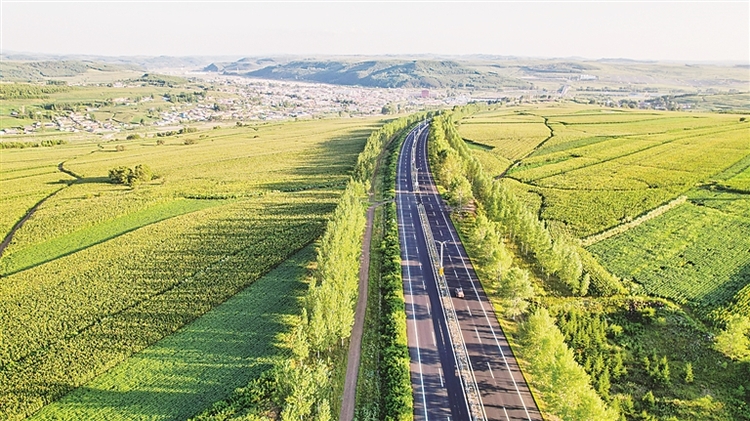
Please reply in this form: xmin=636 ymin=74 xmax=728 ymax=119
xmin=398 ymin=122 xmax=543 ymax=421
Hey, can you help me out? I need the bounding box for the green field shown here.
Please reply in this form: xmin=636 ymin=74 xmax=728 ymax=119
xmin=459 ymin=106 xmax=750 ymax=237
xmin=28 ymin=245 xmax=313 ymax=421
xmin=449 ymin=104 xmax=750 ymax=421
xmin=588 ymin=199 xmax=750 ymax=321
xmin=457 ymin=112 xmax=549 ymax=161
xmin=460 ymin=105 xmax=750 ymax=324
xmin=0 ymin=198 xmax=220 ymax=275
xmin=0 ymin=117 xmax=380 ymax=420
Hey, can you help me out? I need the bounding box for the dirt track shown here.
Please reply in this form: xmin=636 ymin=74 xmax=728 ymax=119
xmin=338 ymin=203 xmax=376 ymax=421
xmin=0 ymin=161 xmax=80 ymax=259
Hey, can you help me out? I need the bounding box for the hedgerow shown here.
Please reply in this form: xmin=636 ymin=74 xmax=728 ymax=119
xmin=378 ymin=202 xmax=412 ymax=420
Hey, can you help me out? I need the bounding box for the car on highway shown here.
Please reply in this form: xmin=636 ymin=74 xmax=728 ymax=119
xmin=454 ymin=287 xmax=464 ymax=298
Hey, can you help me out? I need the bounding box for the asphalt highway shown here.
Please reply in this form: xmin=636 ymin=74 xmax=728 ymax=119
xmin=397 ymin=122 xmax=543 ymax=421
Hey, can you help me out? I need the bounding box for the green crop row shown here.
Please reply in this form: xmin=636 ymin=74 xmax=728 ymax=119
xmin=1 ymin=119 xmax=378 ymax=254
xmin=28 ymin=246 xmax=315 ymax=421
xmin=588 ymin=201 xmax=750 ymax=323
xmin=0 ymin=193 xmax=335 ymax=420
xmin=457 ymin=119 xmax=549 ymax=161
xmin=0 ymin=198 xmax=219 ymax=275
xmin=461 ymin=106 xmax=749 ymax=237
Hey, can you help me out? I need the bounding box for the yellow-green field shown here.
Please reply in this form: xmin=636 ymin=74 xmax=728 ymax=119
xmin=459 ymin=106 xmax=750 ymax=237
xmin=449 ymin=104 xmax=750 ymax=421
xmin=460 ymin=106 xmax=750 ymax=323
xmin=0 ymin=117 xmax=381 ymax=420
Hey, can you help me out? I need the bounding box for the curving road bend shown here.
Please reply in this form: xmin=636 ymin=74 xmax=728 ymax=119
xmin=397 ymin=122 xmax=542 ymax=421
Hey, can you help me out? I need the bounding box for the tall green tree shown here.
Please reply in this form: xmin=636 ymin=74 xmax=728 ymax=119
xmin=499 ymin=267 xmax=534 ymax=320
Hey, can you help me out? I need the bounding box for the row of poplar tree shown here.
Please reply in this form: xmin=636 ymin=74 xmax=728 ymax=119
xmin=277 ymin=113 xmax=431 ymax=420
xmin=427 ymin=107 xmax=621 ymax=420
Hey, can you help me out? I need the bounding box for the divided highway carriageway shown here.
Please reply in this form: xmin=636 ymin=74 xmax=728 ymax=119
xmin=396 ymin=122 xmax=542 ymax=421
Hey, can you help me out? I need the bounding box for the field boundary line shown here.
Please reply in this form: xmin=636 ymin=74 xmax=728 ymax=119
xmin=581 ymin=195 xmax=687 ymax=247
xmin=496 ymin=115 xmax=554 ymax=179
xmin=0 ymin=159 xmax=84 ymax=260
xmin=0 ymin=187 xmax=66 ymax=259
xmin=513 ymin=124 xmax=745 ymax=185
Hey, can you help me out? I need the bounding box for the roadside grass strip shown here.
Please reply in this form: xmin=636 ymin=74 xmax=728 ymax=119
xmin=28 ymin=245 xmax=313 ymax=421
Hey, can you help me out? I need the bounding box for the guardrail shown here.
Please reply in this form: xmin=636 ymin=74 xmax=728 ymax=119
xmin=416 ymin=203 xmax=486 ymax=421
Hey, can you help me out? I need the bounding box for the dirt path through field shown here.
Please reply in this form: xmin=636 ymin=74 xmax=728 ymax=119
xmin=339 ymin=199 xmax=392 ymax=421
xmin=0 ymin=161 xmax=81 ymax=259
xmin=497 ymin=115 xmax=555 ymax=178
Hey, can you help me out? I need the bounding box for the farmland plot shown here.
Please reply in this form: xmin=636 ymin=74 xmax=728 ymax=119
xmin=28 ymin=246 xmax=315 ymax=421
xmin=458 ymin=116 xmax=550 ymax=161
xmin=588 ymin=202 xmax=750 ymax=317
xmin=469 ymin=107 xmax=750 ymax=236
xmin=0 ymin=118 xmax=379 ymax=420
xmin=0 ymin=143 xmax=91 ymax=241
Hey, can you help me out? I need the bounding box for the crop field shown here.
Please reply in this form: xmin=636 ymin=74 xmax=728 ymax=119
xmin=0 ymin=117 xmax=380 ymax=420
xmin=588 ymin=200 xmax=750 ymax=320
xmin=0 ymin=142 xmax=90 ymax=240
xmin=461 ymin=104 xmax=750 ymax=324
xmin=460 ymin=107 xmax=750 ymax=237
xmin=0 ymin=198 xmax=218 ymax=275
xmin=457 ymin=112 xmax=550 ymax=162
xmin=464 ymin=142 xmax=512 ymax=176
xmin=448 ymin=104 xmax=750 ymax=421
xmin=28 ymin=245 xmax=314 ymax=421
xmin=720 ymin=162 xmax=750 ymax=193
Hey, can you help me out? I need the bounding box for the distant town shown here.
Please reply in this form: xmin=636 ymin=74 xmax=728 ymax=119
xmin=1 ymin=75 xmax=472 ymax=137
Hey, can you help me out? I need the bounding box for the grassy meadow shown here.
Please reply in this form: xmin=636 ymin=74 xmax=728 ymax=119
xmin=0 ymin=117 xmax=381 ymax=420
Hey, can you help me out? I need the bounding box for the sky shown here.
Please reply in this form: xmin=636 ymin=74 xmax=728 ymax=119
xmin=1 ymin=1 xmax=748 ymax=62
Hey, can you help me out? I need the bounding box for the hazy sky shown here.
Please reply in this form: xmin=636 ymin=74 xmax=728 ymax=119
xmin=2 ymin=1 xmax=748 ymax=62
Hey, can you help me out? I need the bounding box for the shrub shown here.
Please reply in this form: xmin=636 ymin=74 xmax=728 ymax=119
xmin=0 ymin=139 xmax=67 ymax=149
xmin=126 ymin=134 xmax=141 ymax=140
xmin=109 ymin=164 xmax=155 ymax=186
xmin=108 ymin=166 xmax=132 ymax=184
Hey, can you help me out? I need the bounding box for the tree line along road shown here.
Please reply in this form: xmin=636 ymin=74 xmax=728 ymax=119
xmin=396 ymin=122 xmax=542 ymax=421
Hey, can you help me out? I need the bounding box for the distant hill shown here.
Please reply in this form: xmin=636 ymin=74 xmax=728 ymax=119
xmin=129 ymin=73 xmax=188 ymax=87
xmin=0 ymin=52 xmax=244 ymax=71
xmin=0 ymin=61 xmax=141 ymax=81
xmin=520 ymin=62 xmax=599 ymax=74
xmin=242 ymin=60 xmax=531 ymax=89
xmin=210 ymin=57 xmax=278 ymax=73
